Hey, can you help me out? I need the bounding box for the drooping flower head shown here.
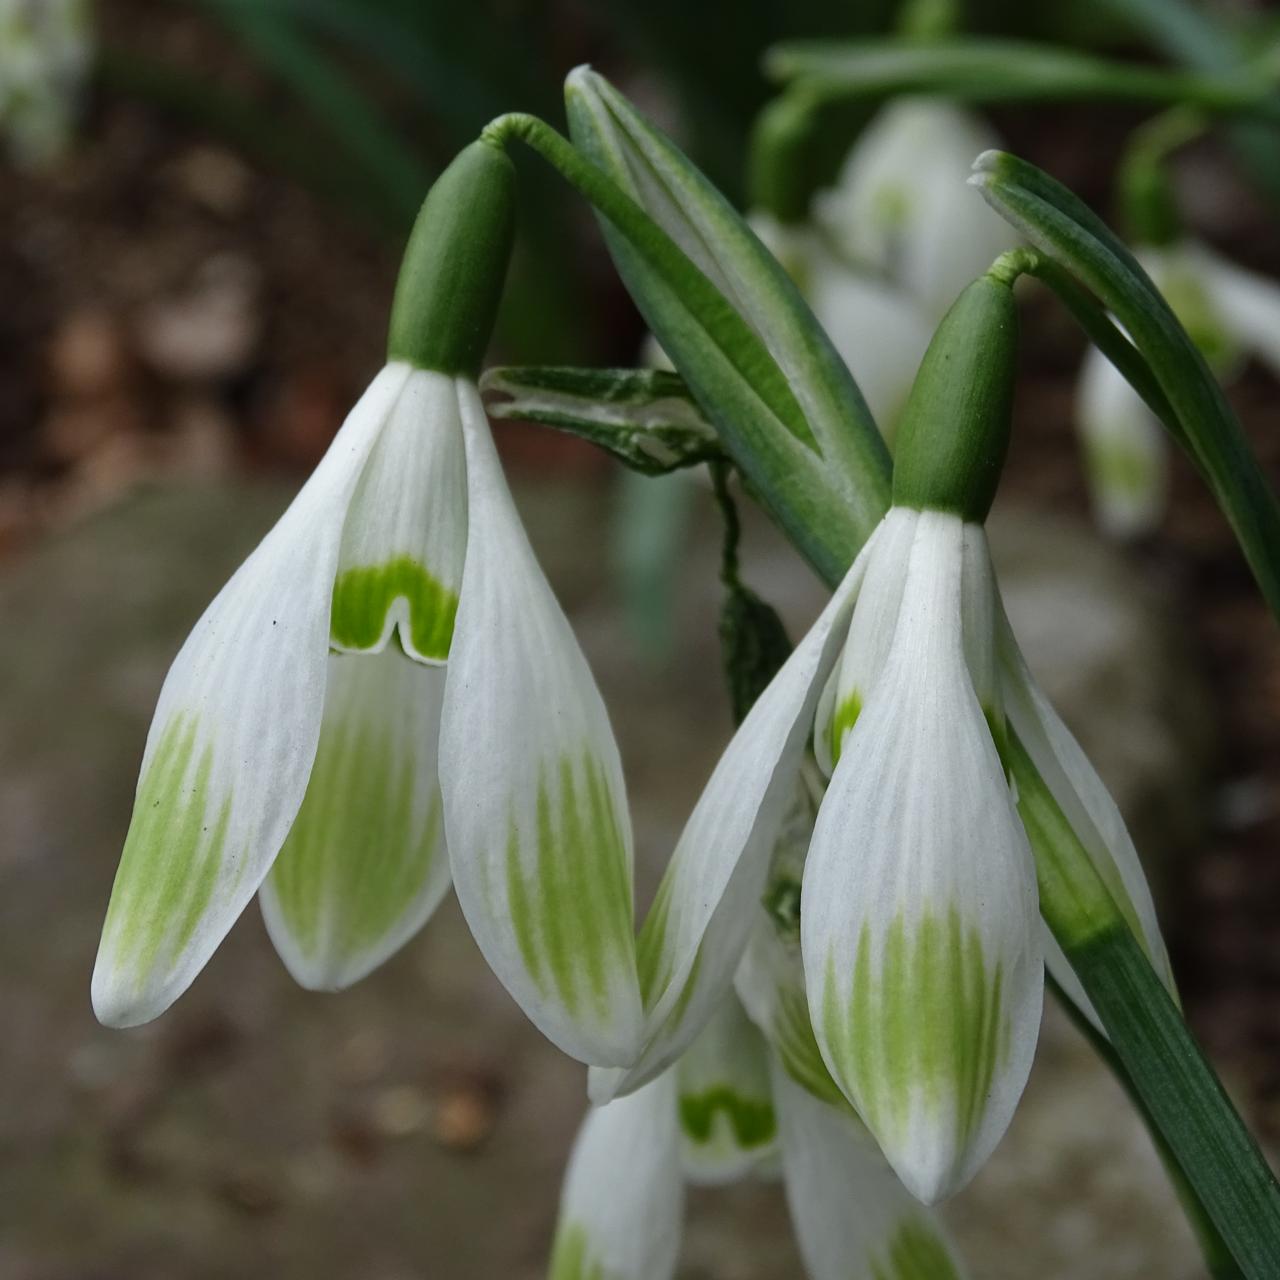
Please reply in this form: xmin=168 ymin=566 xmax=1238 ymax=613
xmin=93 ymin=140 xmax=643 ymax=1067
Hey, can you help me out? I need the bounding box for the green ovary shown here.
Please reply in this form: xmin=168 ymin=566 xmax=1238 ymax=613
xmin=548 ymin=1224 xmax=612 ymax=1280
xmin=679 ymin=1086 xmax=776 ymax=1150
xmin=822 ymin=908 xmax=1009 ymax=1149
xmin=871 ymin=1217 xmax=962 ymax=1280
xmin=267 ymin=703 xmax=442 ymax=971
xmin=330 ymin=555 xmax=458 ymax=660
xmin=102 ymin=714 xmax=231 ymax=985
xmin=505 ymin=753 xmax=636 ymax=1020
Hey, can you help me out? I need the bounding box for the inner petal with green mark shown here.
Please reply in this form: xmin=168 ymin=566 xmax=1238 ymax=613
xmin=330 ymin=367 xmax=468 ymax=665
xmin=871 ymin=1216 xmax=964 ymax=1280
xmin=260 ymin=648 xmax=451 ymax=990
xmin=503 ymin=752 xmax=637 ymax=1024
xmin=820 ymin=907 xmax=1011 ymax=1151
xmin=98 ymin=713 xmax=236 ymax=1004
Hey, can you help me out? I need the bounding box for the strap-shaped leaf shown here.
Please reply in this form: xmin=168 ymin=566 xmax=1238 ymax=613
xmin=765 ymin=37 xmax=1278 ymax=117
xmin=973 ymin=151 xmax=1280 ymax=621
xmin=480 ymin=365 xmax=724 ymax=475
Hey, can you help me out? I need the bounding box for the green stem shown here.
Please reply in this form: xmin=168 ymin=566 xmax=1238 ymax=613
xmin=1115 ymin=105 xmax=1207 ymax=245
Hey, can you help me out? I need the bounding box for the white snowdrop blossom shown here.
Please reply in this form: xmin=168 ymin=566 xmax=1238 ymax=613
xmin=0 ymin=0 xmax=90 ymax=165
xmin=92 ymin=143 xmax=643 ymax=1068
xmin=1078 ymin=239 xmax=1280 ymax=536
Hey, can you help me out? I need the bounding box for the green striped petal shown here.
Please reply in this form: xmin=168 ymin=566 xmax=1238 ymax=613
xmin=1077 ymin=341 xmax=1168 ymax=538
xmin=548 ymin=1074 xmax=682 ymax=1280
xmin=92 ymin=364 xmax=410 ymax=1027
xmin=803 ymin=510 xmax=1042 ymax=1203
xmin=773 ymin=1063 xmax=969 ymax=1280
xmin=676 ymin=996 xmax=776 ymax=1184
xmin=259 ymin=648 xmax=450 ymax=990
xmin=439 ymin=383 xmax=641 ymax=1066
xmin=589 ymin=535 xmax=872 ymax=1103
xmin=331 ymin=368 xmax=467 ymax=664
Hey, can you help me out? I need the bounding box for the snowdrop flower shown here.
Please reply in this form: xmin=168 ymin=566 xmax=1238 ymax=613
xmin=0 ymin=0 xmax=90 ymax=166
xmin=93 ymin=141 xmax=643 ymax=1067
xmin=595 ymin=273 xmax=1173 ymax=1203
xmin=548 ymin=990 xmax=966 ymax=1280
xmin=1079 ymin=239 xmax=1280 ymax=537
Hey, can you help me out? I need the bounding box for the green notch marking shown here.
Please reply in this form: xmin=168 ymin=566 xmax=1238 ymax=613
xmin=871 ymin=1217 xmax=962 ymax=1280
xmin=828 ymin=689 xmax=862 ymax=767
xmin=679 ymin=1086 xmax=776 ymax=1150
xmin=267 ymin=699 xmax=443 ymax=967
xmin=823 ymin=908 xmax=1009 ymax=1147
xmin=505 ymin=752 xmax=635 ymax=1019
xmin=103 ymin=714 xmax=231 ymax=986
xmin=548 ymin=1223 xmax=610 ymax=1280
xmin=330 ymin=555 xmax=458 ymax=660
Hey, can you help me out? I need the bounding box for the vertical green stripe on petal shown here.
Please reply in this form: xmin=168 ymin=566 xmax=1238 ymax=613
xmin=100 ymin=713 xmax=233 ymax=992
xmin=548 ymin=1223 xmax=611 ymax=1280
xmin=330 ymin=556 xmax=459 ymax=660
xmin=821 ymin=909 xmax=1009 ymax=1151
xmin=505 ymin=752 xmax=636 ymax=1022
xmin=871 ymin=1217 xmax=965 ymax=1280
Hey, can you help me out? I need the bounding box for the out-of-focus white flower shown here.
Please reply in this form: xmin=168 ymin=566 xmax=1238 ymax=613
xmin=0 ymin=0 xmax=91 ymax=166
xmin=1078 ymin=239 xmax=1280 ymax=537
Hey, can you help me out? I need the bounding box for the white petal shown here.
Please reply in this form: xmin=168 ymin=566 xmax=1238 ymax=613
xmin=259 ymin=648 xmax=450 ymax=990
xmin=815 ymin=506 xmax=917 ymax=774
xmin=549 ymin=1073 xmax=683 ymax=1280
xmin=772 ymin=1062 xmax=969 ymax=1280
xmin=590 ymin=532 xmax=875 ymax=1101
xmin=1191 ymin=241 xmax=1280 ymax=381
xmin=802 ymin=510 xmax=1043 ymax=1203
xmin=92 ymin=363 xmax=410 ymax=1027
xmin=439 ymin=381 xmax=642 ymax=1066
xmin=1076 ymin=343 xmax=1168 ymax=539
xmin=815 ymin=98 xmax=1012 ymax=319
xmin=330 ymin=368 xmax=468 ymax=664
xmin=960 ymin=523 xmax=1002 ymax=729
xmin=676 ymin=995 xmax=777 ymax=1184
xmin=806 ymin=267 xmax=934 ymax=441
xmin=998 ymin=610 xmax=1176 ymax=1022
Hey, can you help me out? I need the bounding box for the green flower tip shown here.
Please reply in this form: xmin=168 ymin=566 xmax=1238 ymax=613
xmin=387 ymin=139 xmax=517 ymax=378
xmin=891 ymin=273 xmax=1018 ymax=524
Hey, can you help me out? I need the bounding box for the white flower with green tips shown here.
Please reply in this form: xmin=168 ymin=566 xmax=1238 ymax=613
xmin=93 ymin=141 xmax=643 ymax=1068
xmin=549 ymin=990 xmax=965 ymax=1280
xmin=1078 ymin=239 xmax=1280 ymax=537
xmin=598 ymin=274 xmax=1174 ymax=1203
xmin=0 ymin=0 xmax=90 ymax=166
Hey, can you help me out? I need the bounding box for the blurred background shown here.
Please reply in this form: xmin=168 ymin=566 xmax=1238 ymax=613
xmin=5 ymin=0 xmax=1280 ymax=1276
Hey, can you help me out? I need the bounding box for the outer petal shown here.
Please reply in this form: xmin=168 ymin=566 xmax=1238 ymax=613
xmin=802 ymin=510 xmax=1043 ymax=1203
xmin=589 ymin=529 xmax=875 ymax=1101
xmin=259 ymin=648 xmax=450 ymax=990
xmin=772 ymin=1063 xmax=969 ymax=1280
xmin=92 ymin=363 xmax=410 ymax=1027
xmin=548 ymin=1074 xmax=683 ymax=1280
xmin=676 ymin=995 xmax=777 ymax=1185
xmin=330 ymin=367 xmax=468 ymax=664
xmin=439 ymin=381 xmax=641 ymax=1066
xmin=1076 ymin=343 xmax=1168 ymax=539
xmin=1191 ymin=241 xmax=1280 ymax=380
xmin=816 ymin=506 xmax=916 ymax=772
xmin=815 ymin=98 xmax=1012 ymax=319
xmin=997 ymin=609 xmax=1176 ymax=1021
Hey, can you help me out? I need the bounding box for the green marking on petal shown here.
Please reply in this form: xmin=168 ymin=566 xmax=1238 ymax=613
xmin=1160 ymin=267 xmax=1240 ymax=375
xmin=1084 ymin=436 xmax=1161 ymax=503
xmin=103 ymin=713 xmax=232 ymax=986
xmin=548 ymin=1222 xmax=610 ymax=1280
xmin=829 ymin=689 xmax=862 ymax=767
xmin=636 ymin=872 xmax=676 ymax=1006
xmin=330 ymin=555 xmax=458 ymax=660
xmin=823 ymin=908 xmax=1009 ymax=1148
xmin=678 ymin=1086 xmax=776 ymax=1150
xmin=773 ymin=985 xmax=848 ymax=1111
xmin=871 ymin=1216 xmax=963 ymax=1280
xmin=266 ymin=695 xmax=444 ymax=972
xmin=504 ymin=752 xmax=635 ymax=1019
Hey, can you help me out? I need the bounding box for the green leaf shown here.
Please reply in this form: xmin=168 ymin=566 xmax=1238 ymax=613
xmin=974 ymin=151 xmax=1280 ymax=622
xmin=765 ymin=37 xmax=1280 ymax=119
xmin=480 ymin=366 xmax=724 ymax=475
xmin=560 ymin=69 xmax=892 ymax=581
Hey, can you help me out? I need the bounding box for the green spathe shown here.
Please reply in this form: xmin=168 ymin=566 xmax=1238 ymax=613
xmin=386 ymin=140 xmax=516 ymax=377
xmin=892 ymin=274 xmax=1018 ymax=523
